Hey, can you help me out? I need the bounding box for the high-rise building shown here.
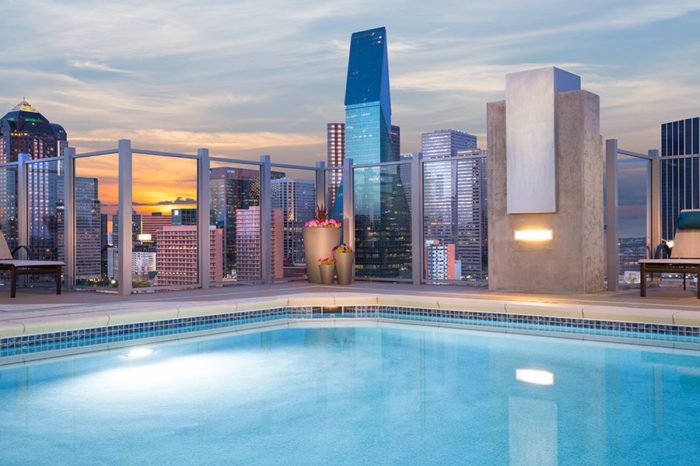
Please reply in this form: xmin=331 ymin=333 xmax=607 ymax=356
xmin=100 ymin=213 xmax=109 ymax=278
xmin=660 ymin=117 xmax=700 ymax=240
xmin=0 ymin=100 xmax=67 ymax=254
xmin=327 ymin=123 xmax=345 ymax=209
xmin=391 ymin=124 xmax=401 ymax=161
xmin=72 ymin=177 xmax=101 ymax=279
xmin=422 ymin=129 xmax=487 ymax=282
xmin=112 ymin=211 xmax=142 ymax=248
xmin=171 ymin=208 xmax=197 ymax=226
xmin=155 ymin=225 xmax=223 ymax=286
xmin=421 ymin=129 xmax=477 ymax=159
xmin=343 ymin=26 xmax=411 ymax=279
xmin=424 ymin=240 xmax=458 ymax=280
xmin=271 ymin=178 xmax=315 ymax=271
xmin=235 ymin=206 xmax=283 ymax=281
xmin=142 ymin=212 xmax=172 ymax=237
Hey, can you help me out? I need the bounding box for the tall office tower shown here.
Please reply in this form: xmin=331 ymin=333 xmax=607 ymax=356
xmin=73 ymin=177 xmax=101 ymax=279
xmin=209 ymin=166 xmax=284 ymax=279
xmin=271 ymin=178 xmax=315 ymax=270
xmin=422 ymin=137 xmax=488 ymax=282
xmin=421 ymin=129 xmax=477 ymax=159
xmin=391 ymin=125 xmax=401 ymax=161
xmin=112 ymin=211 xmax=142 ymax=249
xmin=155 ymin=225 xmax=223 ymax=286
xmin=235 ymin=206 xmax=283 ymax=281
xmin=342 ymin=26 xmax=411 ymax=279
xmin=100 ymin=214 xmax=109 ymax=277
xmin=141 ymin=212 xmax=172 ymax=238
xmin=0 ymin=100 xmax=67 ymax=254
xmin=660 ymin=117 xmax=700 ymax=240
xmin=327 ymin=123 xmax=345 ymax=209
xmin=171 ymin=208 xmax=197 ymax=226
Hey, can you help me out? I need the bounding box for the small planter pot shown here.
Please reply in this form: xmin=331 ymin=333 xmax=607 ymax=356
xmin=334 ymin=252 xmax=354 ymax=285
xmin=319 ymin=264 xmax=335 ymax=285
xmin=303 ymin=227 xmax=341 ymax=284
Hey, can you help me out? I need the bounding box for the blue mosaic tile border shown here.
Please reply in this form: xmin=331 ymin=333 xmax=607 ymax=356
xmin=1 ymin=305 xmax=699 ymax=359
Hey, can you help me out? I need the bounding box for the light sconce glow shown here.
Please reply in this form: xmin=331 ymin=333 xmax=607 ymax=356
xmin=514 ymin=229 xmax=553 ymax=242
xmin=124 ymin=347 xmax=154 ymax=360
xmin=516 ymin=368 xmax=554 ymax=386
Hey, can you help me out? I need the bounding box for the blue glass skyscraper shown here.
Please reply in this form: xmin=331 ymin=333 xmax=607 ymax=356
xmin=340 ymin=27 xmax=411 ymax=279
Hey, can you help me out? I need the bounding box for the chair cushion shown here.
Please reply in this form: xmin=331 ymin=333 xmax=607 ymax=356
xmin=677 ymin=210 xmax=700 ymax=230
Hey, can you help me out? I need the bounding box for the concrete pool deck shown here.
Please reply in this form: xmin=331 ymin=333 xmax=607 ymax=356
xmin=1 ymin=282 xmax=699 ymax=338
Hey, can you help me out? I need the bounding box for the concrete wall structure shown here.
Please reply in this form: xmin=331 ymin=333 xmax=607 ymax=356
xmin=488 ymin=71 xmax=604 ymax=293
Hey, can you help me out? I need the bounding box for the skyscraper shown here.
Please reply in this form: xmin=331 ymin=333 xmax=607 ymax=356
xmin=155 ymin=225 xmax=223 ymax=286
xmin=271 ymin=178 xmax=315 ymax=272
xmin=72 ymin=177 xmax=102 ymax=279
xmin=112 ymin=211 xmax=142 ymax=249
xmin=0 ymin=100 xmax=67 ymax=254
xmin=660 ymin=117 xmax=700 ymax=240
xmin=421 ymin=130 xmax=487 ymax=282
xmin=141 ymin=212 xmax=172 ymax=237
xmin=235 ymin=206 xmax=284 ymax=281
xmin=343 ymin=26 xmax=411 ymax=279
xmin=327 ymin=123 xmax=345 ymax=209
xmin=391 ymin=124 xmax=401 ymax=161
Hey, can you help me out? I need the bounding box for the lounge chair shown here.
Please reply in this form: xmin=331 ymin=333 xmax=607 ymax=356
xmin=639 ymin=210 xmax=700 ymax=298
xmin=0 ymin=231 xmax=63 ymax=298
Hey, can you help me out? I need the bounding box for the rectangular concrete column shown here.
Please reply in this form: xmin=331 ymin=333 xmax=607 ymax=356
xmin=342 ymin=158 xmax=354 ymax=250
xmin=260 ymin=155 xmax=272 ymax=284
xmin=16 ymin=153 xmax=29 ymax=258
xmin=315 ymin=161 xmax=326 ymax=210
xmin=605 ymin=139 xmax=619 ymax=291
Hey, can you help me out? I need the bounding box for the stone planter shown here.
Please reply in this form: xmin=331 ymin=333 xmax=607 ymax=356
xmin=334 ymin=252 xmax=354 ymax=285
xmin=303 ymin=227 xmax=341 ymax=284
xmin=319 ymin=264 xmax=335 ymax=285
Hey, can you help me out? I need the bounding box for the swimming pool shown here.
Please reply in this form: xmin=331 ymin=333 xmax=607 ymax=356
xmin=1 ymin=323 xmax=698 ymax=465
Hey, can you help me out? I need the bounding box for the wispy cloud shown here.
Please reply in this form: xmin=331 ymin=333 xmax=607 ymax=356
xmin=68 ymin=60 xmax=133 ymax=74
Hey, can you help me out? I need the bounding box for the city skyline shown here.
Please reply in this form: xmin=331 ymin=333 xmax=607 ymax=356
xmin=1 ymin=0 xmax=697 ymax=164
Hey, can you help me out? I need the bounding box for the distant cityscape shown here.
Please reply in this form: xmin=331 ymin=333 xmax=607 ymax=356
xmin=0 ymin=27 xmax=698 ymax=287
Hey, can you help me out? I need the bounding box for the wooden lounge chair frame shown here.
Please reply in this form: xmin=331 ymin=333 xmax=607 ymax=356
xmin=0 ymin=231 xmax=63 ymax=298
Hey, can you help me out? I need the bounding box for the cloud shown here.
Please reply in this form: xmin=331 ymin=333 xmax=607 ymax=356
xmin=133 ymin=197 xmax=197 ymax=206
xmin=68 ymin=60 xmax=133 ymax=74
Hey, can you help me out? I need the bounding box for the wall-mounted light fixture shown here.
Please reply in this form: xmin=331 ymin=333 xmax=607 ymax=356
xmin=514 ymin=229 xmax=553 ymax=241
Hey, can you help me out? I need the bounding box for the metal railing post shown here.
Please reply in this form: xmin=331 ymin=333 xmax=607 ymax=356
xmin=117 ymin=139 xmax=133 ymax=296
xmin=342 ymin=158 xmax=354 ymax=250
xmin=315 ymin=161 xmax=326 ymax=209
xmin=63 ymin=147 xmax=76 ymax=290
xmin=260 ymin=155 xmax=272 ymax=284
xmin=17 ymin=153 xmax=29 ymax=259
xmin=648 ymin=149 xmax=661 ymax=253
xmin=197 ymin=148 xmax=211 ymax=289
xmin=605 ymin=139 xmax=619 ymax=291
xmin=411 ymin=154 xmax=423 ymax=285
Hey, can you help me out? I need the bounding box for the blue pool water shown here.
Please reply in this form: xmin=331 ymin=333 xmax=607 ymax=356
xmin=1 ymin=324 xmax=699 ymax=465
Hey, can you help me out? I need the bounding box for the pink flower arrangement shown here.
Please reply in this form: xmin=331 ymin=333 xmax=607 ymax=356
xmin=305 ymin=218 xmax=341 ymax=228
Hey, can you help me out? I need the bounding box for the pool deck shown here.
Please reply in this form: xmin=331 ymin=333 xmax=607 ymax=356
xmin=1 ymin=282 xmax=699 ymax=338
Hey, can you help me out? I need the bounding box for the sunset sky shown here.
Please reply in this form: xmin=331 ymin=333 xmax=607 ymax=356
xmin=2 ymin=0 xmax=699 ymax=234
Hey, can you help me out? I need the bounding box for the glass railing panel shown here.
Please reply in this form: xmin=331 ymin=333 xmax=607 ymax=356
xmin=353 ymin=162 xmax=412 ymax=280
xmin=0 ymin=165 xmax=18 ymax=290
xmin=209 ymin=160 xmax=262 ymax=284
xmin=422 ymin=156 xmax=488 ymax=285
xmin=132 ymin=154 xmax=198 ymax=289
xmin=271 ymin=167 xmax=317 ymax=281
xmin=74 ymin=154 xmax=118 ymax=290
xmin=616 ymin=155 xmax=650 ymax=288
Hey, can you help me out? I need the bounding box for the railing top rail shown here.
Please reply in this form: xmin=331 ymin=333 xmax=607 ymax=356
xmin=0 ymin=162 xmax=19 ymax=168
xmin=421 ymin=153 xmax=487 ymax=163
xmin=132 ymin=149 xmax=198 ymax=159
xmin=618 ymin=148 xmax=655 ymax=160
xmin=352 ymin=160 xmax=410 ymax=169
xmin=24 ymin=156 xmax=63 ymax=164
xmin=73 ymin=149 xmax=119 ymax=158
xmin=209 ymin=156 xmax=262 ymax=166
xmin=269 ymin=162 xmax=317 ymax=171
